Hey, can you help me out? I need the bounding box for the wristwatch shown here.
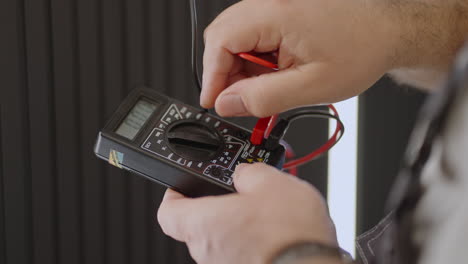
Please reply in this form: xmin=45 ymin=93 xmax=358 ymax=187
xmin=272 ymin=241 xmax=355 ymax=264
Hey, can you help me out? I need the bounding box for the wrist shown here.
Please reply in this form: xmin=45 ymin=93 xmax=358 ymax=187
xmin=271 ymin=241 xmax=354 ymax=264
xmin=286 ymin=257 xmax=344 ymax=264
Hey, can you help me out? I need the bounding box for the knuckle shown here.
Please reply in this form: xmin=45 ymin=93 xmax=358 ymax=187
xmin=156 ymin=205 xmax=165 ymax=224
xmin=156 ymin=205 xmax=169 ymax=231
xmin=204 ymin=26 xmax=230 ymax=51
xmin=182 ymin=226 xmax=195 ymax=244
xmin=203 ymin=10 xmax=230 ymax=45
xmin=157 ymin=203 xmax=181 ymax=238
xmin=203 ymin=24 xmax=214 ymax=42
xmin=204 ymin=21 xmax=225 ymax=45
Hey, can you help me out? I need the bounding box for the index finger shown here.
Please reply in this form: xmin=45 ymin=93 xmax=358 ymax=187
xmin=157 ymin=192 xmax=238 ymax=242
xmin=200 ymin=1 xmax=280 ymax=109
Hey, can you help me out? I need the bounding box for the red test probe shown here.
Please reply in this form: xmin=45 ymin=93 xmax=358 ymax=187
xmin=237 ymin=52 xmax=343 ymax=173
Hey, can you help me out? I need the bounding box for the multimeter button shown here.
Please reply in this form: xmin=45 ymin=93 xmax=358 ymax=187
xmin=223 ymin=170 xmax=233 ymax=178
xmin=210 ymin=166 xmax=223 ymax=177
xmin=221 ymin=176 xmax=232 ymax=185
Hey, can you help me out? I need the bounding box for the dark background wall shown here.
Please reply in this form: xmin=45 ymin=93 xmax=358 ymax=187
xmin=0 ymin=1 xmax=331 ymax=263
xmin=357 ymin=78 xmax=426 ymax=234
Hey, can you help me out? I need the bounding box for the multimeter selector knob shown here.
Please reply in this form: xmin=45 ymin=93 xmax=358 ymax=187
xmin=166 ymin=121 xmax=224 ymax=161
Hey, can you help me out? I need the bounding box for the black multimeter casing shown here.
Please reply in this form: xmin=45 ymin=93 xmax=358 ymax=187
xmin=94 ymin=87 xmax=285 ymax=197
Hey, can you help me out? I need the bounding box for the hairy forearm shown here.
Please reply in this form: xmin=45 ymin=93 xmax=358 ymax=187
xmin=388 ymin=0 xmax=468 ymax=69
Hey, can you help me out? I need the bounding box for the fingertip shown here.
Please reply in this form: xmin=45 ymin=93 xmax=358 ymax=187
xmin=233 ymin=163 xmax=279 ymax=193
xmin=232 ymin=163 xmax=250 ymax=182
xmin=199 ymin=94 xmax=212 ymax=109
xmin=201 ymin=45 xmax=238 ymax=111
xmin=235 ymin=163 xmax=250 ymax=173
xmin=199 ymin=79 xmax=215 ymax=109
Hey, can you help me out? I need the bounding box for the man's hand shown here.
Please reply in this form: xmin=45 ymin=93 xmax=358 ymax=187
xmin=157 ymin=163 xmax=337 ymax=264
xmin=201 ymin=0 xmax=403 ymax=117
xmin=201 ymin=0 xmax=468 ymax=117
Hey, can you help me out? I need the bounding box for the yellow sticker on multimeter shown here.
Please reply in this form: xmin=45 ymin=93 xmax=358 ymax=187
xmin=109 ymin=150 xmax=124 ymax=169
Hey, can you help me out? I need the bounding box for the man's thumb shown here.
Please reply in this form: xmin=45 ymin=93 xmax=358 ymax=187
xmin=215 ymin=63 xmax=330 ymax=118
xmin=233 ymin=163 xmax=286 ymax=193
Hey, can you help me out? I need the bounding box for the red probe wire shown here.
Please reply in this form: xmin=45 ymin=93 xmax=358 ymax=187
xmin=238 ymin=53 xmax=279 ymax=71
xmin=283 ymin=104 xmax=341 ymax=169
xmin=238 ymin=52 xmax=342 ymax=172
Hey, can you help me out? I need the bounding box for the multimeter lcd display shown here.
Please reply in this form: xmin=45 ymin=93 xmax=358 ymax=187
xmin=115 ymin=99 xmax=157 ymax=140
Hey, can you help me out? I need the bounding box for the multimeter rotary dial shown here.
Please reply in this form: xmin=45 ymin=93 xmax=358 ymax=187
xmin=165 ymin=120 xmax=225 ymax=161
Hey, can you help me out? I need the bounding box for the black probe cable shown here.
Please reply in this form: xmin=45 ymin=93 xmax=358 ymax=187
xmin=266 ymin=110 xmax=345 ymax=168
xmin=189 ymin=0 xmax=203 ymax=94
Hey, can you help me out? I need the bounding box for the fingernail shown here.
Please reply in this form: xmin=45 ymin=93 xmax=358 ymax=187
xmin=200 ymin=74 xmax=209 ymax=106
xmin=199 ymin=89 xmax=208 ymax=108
xmin=218 ymin=94 xmax=248 ymax=116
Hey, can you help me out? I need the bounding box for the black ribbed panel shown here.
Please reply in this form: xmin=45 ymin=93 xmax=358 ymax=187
xmin=0 ymin=108 xmax=6 ymax=264
xmin=0 ymin=0 xmax=329 ymax=263
xmin=357 ymin=77 xmax=426 ymax=235
xmin=1 ymin=1 xmax=33 ymax=264
xmin=24 ymin=0 xmax=57 ymax=263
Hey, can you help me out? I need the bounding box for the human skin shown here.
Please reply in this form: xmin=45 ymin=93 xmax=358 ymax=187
xmin=201 ymin=0 xmax=468 ymax=117
xmin=158 ymin=164 xmax=339 ymax=264
xmin=158 ymin=0 xmax=468 ymax=263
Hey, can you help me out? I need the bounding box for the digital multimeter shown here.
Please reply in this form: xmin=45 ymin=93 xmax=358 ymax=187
xmin=94 ymin=87 xmax=285 ymax=197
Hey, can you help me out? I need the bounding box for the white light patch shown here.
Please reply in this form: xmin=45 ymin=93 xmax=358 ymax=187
xmin=327 ymin=97 xmax=358 ymax=256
